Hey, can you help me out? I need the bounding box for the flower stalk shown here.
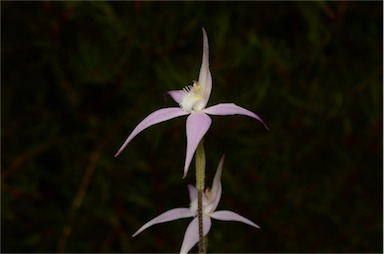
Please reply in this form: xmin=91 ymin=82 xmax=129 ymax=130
xmin=195 ymin=140 xmax=206 ymax=253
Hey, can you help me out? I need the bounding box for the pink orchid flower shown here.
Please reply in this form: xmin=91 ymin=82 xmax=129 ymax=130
xmin=115 ymin=27 xmax=268 ymax=177
xmin=132 ymin=155 xmax=260 ymax=254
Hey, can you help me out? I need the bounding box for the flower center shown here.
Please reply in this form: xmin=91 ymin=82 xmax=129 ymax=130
xmin=180 ymin=81 xmax=204 ymax=112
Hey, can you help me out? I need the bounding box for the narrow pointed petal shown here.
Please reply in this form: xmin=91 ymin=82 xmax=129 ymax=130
xmin=202 ymin=215 xmax=212 ymax=236
xmin=187 ymin=184 xmax=198 ymax=202
xmin=205 ymin=103 xmax=269 ymax=130
xmin=180 ymin=216 xmax=212 ymax=254
xmin=210 ymin=210 xmax=260 ymax=229
xmin=184 ymin=113 xmax=212 ymax=178
xmin=179 ymin=218 xmax=198 ymax=254
xmin=198 ymin=27 xmax=212 ymax=106
xmin=208 ymin=155 xmax=224 ymax=212
xmin=115 ymin=107 xmax=189 ymax=157
xmin=132 ymin=208 xmax=193 ymax=237
xmin=165 ymin=89 xmax=185 ymax=104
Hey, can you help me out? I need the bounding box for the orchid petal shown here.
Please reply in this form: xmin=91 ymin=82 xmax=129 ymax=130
xmin=206 ymin=155 xmax=224 ymax=213
xmin=205 ymin=103 xmax=269 ymax=130
xmin=166 ymin=89 xmax=185 ymax=104
xmin=132 ymin=208 xmax=193 ymax=237
xmin=187 ymin=184 xmax=198 ymax=203
xmin=210 ymin=210 xmax=260 ymax=229
xmin=115 ymin=107 xmax=189 ymax=157
xmin=180 ymin=216 xmax=212 ymax=254
xmin=198 ymin=27 xmax=212 ymax=108
xmin=184 ymin=112 xmax=212 ymax=178
xmin=180 ymin=217 xmax=198 ymax=254
xmin=202 ymin=215 xmax=212 ymax=235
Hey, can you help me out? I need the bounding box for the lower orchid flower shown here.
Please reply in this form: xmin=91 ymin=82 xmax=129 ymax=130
xmin=115 ymin=27 xmax=268 ymax=178
xmin=132 ymin=155 xmax=260 ymax=254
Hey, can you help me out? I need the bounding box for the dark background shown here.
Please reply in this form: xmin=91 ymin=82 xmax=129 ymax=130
xmin=2 ymin=1 xmax=382 ymax=253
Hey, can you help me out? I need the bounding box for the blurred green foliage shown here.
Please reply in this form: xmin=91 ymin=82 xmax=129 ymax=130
xmin=2 ymin=1 xmax=382 ymax=253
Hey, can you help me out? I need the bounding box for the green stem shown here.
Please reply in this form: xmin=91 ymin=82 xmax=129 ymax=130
xmin=195 ymin=139 xmax=206 ymax=254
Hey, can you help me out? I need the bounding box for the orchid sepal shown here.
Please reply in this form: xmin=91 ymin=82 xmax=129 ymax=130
xmin=132 ymin=207 xmax=193 ymax=237
xmin=197 ymin=27 xmax=212 ymax=109
xmin=205 ymin=103 xmax=269 ymax=130
xmin=210 ymin=210 xmax=260 ymax=229
xmin=115 ymin=107 xmax=188 ymax=157
xmin=184 ymin=113 xmax=212 ymax=178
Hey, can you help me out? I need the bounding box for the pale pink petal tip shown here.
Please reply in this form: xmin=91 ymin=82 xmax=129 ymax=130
xmin=210 ymin=210 xmax=260 ymax=229
xmin=205 ymin=103 xmax=269 ymax=130
xmin=114 ymin=107 xmax=188 ymax=157
xmin=132 ymin=208 xmax=193 ymax=237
